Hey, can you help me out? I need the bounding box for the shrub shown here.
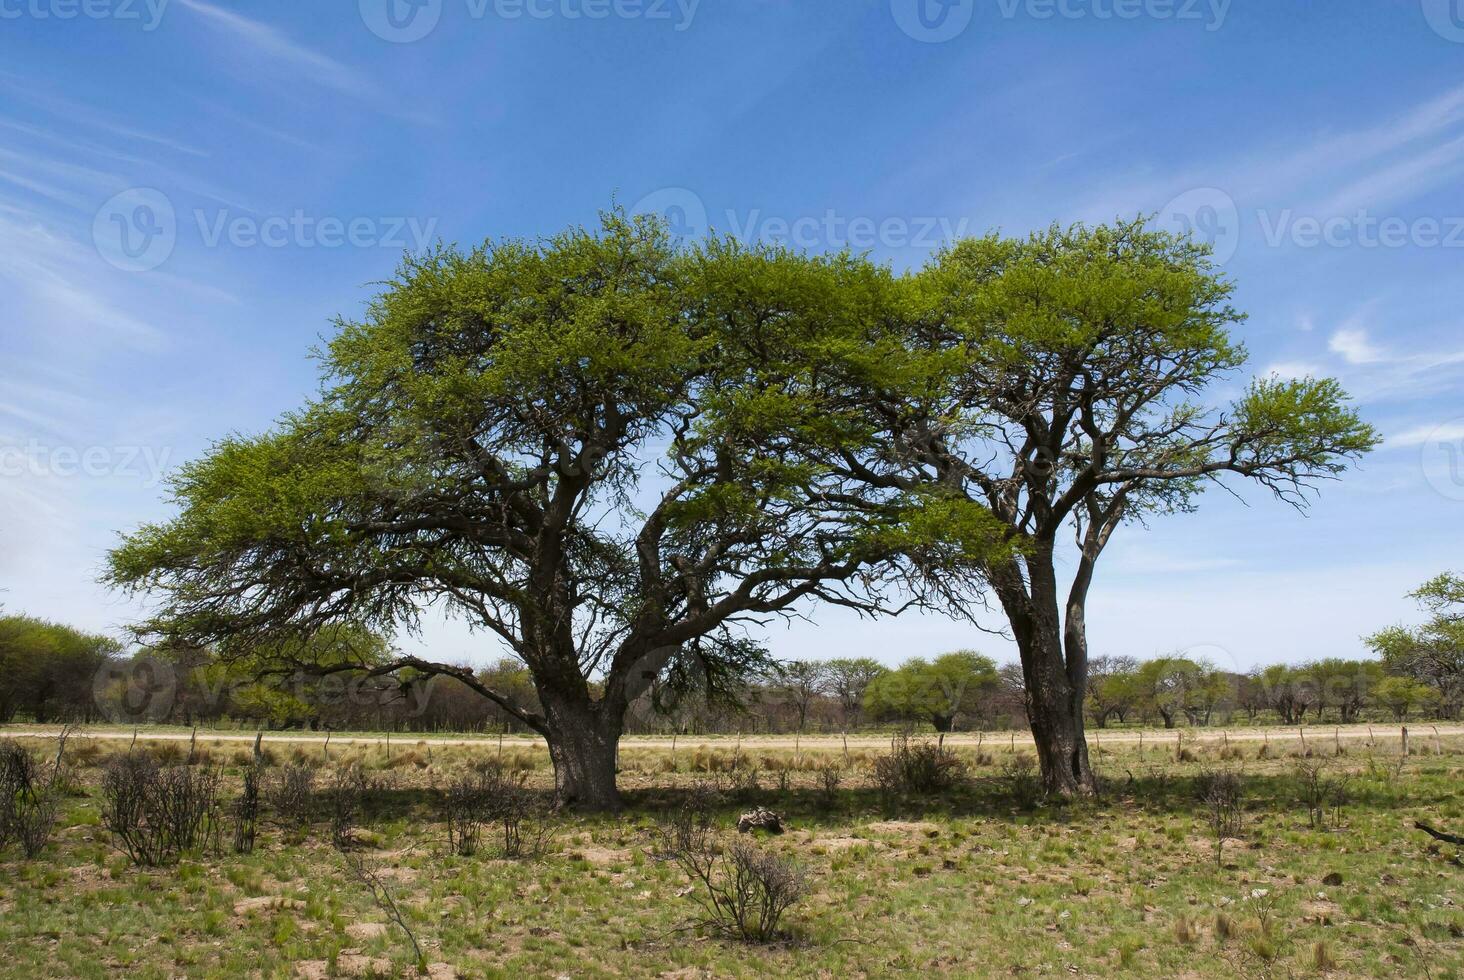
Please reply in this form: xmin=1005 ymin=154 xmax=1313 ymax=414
xmin=268 ymin=764 xmax=317 ymax=829
xmin=1294 ymin=760 xmax=1349 ymax=830
xmin=676 ymin=835 xmax=805 ymax=942
xmin=442 ymin=770 xmax=491 ymax=857
xmin=232 ymin=760 xmax=263 ymax=855
xmin=1199 ymin=769 xmax=1245 ymax=866
xmin=872 ymin=734 xmax=967 ymax=799
xmin=657 ymin=779 xmax=721 ymax=859
xmin=999 ymin=754 xmax=1042 ymax=808
xmin=100 ymin=755 xmax=222 ymax=866
xmin=817 ymin=764 xmax=843 ymax=807
xmin=0 ymin=741 xmax=60 ymax=858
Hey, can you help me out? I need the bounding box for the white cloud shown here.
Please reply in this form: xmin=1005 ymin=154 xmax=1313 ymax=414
xmin=1329 ymin=328 xmax=1385 ymax=365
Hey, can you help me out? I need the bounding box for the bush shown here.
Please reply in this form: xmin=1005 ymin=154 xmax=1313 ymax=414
xmin=232 ymin=760 xmax=263 ymax=855
xmin=100 ymin=755 xmax=222 ymax=866
xmin=437 ymin=764 xmax=550 ymax=859
xmin=0 ymin=741 xmax=60 ymax=858
xmin=656 ymin=779 xmax=722 ymax=859
xmin=676 ymin=836 xmax=805 ymax=942
xmin=872 ymin=734 xmax=967 ymax=798
xmin=999 ymin=754 xmax=1042 ymax=808
xmin=442 ymin=770 xmax=490 ymax=857
xmin=267 ymin=764 xmax=317 ymax=829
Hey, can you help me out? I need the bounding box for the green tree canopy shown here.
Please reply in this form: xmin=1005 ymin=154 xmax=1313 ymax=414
xmin=863 ymin=650 xmax=999 ymax=732
xmin=105 ymin=212 xmax=1001 ymax=807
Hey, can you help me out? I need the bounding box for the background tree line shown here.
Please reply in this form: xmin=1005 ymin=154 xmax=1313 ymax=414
xmin=4 ymin=567 xmax=1458 ymax=732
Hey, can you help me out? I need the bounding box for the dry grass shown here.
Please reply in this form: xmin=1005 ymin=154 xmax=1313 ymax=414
xmin=0 ymin=728 xmax=1459 ymax=977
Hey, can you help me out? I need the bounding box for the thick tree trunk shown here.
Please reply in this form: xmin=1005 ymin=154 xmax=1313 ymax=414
xmin=999 ymin=554 xmax=1098 ymax=798
xmin=541 ymin=696 xmax=622 ymax=811
xmin=1022 ymin=637 xmax=1096 ymax=796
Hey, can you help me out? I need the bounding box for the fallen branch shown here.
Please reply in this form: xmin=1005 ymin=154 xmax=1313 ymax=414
xmin=1414 ymin=821 xmax=1464 ymax=846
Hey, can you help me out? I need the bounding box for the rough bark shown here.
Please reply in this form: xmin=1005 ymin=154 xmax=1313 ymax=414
xmin=993 ymin=555 xmax=1098 ymax=798
xmin=541 ymin=695 xmax=623 ymax=811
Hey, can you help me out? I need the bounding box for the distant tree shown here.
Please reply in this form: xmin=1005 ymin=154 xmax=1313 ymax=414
xmin=1236 ymin=670 xmax=1271 ymax=723
xmin=1130 ymin=656 xmax=1227 ymax=727
xmin=1366 ymin=573 xmax=1464 ymax=720
xmin=1374 ymin=674 xmax=1440 ymax=722
xmin=1257 ymin=664 xmax=1315 ymax=725
xmin=864 ymin=651 xmax=999 ymax=732
xmin=1086 ymin=655 xmax=1141 ymax=727
xmin=1307 ymin=658 xmax=1382 ymax=723
xmin=823 ymin=657 xmax=887 ymax=729
xmin=0 ymin=615 xmax=121 ymax=723
xmin=775 ymin=661 xmax=828 ymax=733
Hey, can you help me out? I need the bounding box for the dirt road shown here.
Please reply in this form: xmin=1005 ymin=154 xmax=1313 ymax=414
xmin=4 ymin=722 xmax=1459 ymax=751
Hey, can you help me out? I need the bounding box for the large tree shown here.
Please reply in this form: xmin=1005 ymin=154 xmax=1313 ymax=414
xmin=106 ymin=214 xmax=991 ymax=808
xmin=796 ymin=220 xmax=1376 ymax=793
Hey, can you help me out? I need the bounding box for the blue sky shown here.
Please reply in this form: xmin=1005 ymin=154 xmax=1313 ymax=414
xmin=3 ymin=0 xmax=1463 ymax=675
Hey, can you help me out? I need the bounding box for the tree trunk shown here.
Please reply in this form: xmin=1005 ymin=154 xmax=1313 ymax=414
xmin=541 ymin=696 xmax=622 ymax=811
xmin=1017 ymin=621 xmax=1096 ymax=797
xmin=992 ymin=555 xmax=1098 ymax=799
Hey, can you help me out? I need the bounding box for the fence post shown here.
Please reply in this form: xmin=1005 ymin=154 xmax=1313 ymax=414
xmin=1401 ymin=726 xmax=1409 ymax=757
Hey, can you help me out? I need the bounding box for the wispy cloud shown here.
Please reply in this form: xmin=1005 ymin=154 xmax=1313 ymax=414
xmin=1074 ymin=82 xmax=1464 ymax=226
xmin=175 ymin=0 xmax=367 ymax=97
xmin=1388 ymin=421 xmax=1464 ymax=448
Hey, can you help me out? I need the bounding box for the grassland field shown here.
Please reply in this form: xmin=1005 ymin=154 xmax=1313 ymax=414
xmin=0 ymin=723 xmax=1459 ymax=979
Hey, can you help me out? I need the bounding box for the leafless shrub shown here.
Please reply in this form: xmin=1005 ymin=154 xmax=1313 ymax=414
xmin=1294 ymin=760 xmax=1350 ymax=830
xmin=327 ymin=765 xmax=368 ymax=850
xmin=442 ymin=769 xmax=491 ymax=857
xmin=438 ymin=764 xmax=550 ymax=859
xmin=232 ymin=760 xmax=263 ymax=855
xmin=1200 ymin=769 xmax=1245 ymax=866
xmin=494 ymin=771 xmax=554 ymax=859
xmin=0 ymin=743 xmax=61 ymax=858
xmin=873 ymin=734 xmax=967 ymax=800
xmin=817 ymin=764 xmax=843 ymax=807
xmin=656 ymin=780 xmax=721 ymax=859
xmin=675 ymin=835 xmax=805 ymax=943
xmin=100 ymin=755 xmax=221 ymax=865
xmin=267 ymin=764 xmax=317 ymax=829
xmin=11 ymin=788 xmax=60 ymax=859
